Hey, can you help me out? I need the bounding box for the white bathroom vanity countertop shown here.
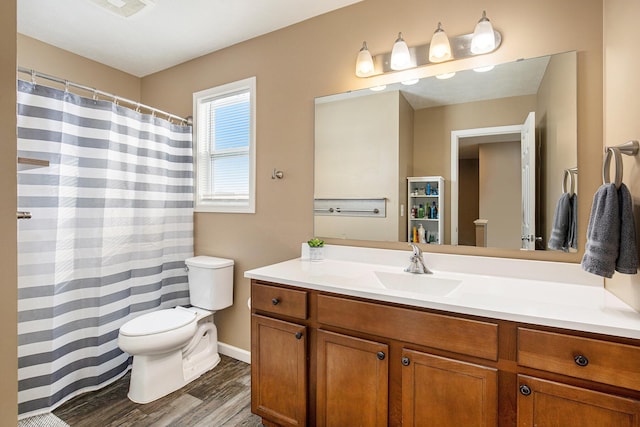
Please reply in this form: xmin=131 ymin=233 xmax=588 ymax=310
xmin=244 ymin=245 xmax=640 ymax=340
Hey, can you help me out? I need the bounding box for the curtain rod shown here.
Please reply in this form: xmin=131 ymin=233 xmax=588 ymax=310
xmin=17 ymin=66 xmax=191 ymax=125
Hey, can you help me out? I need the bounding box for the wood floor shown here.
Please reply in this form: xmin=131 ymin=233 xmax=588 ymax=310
xmin=53 ymin=355 xmax=263 ymax=427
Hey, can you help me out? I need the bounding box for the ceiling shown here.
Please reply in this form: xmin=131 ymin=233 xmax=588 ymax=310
xmin=17 ymin=0 xmax=362 ymax=77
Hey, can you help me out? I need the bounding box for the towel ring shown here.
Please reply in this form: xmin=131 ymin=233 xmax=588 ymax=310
xmin=602 ymin=140 xmax=639 ymax=189
xmin=562 ymin=168 xmax=577 ymax=195
xmin=602 ymin=147 xmax=623 ymax=189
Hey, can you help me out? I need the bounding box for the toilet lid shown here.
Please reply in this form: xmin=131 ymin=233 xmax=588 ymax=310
xmin=120 ymin=308 xmax=197 ymax=337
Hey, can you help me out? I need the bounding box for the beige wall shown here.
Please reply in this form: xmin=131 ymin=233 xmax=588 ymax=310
xmin=315 ymin=91 xmax=404 ymax=241
xmin=18 ymin=34 xmax=141 ymax=100
xmin=536 ymin=52 xmax=578 ymax=244
xmin=479 ymin=141 xmax=522 ymax=249
xmin=140 ymin=0 xmax=604 ymax=351
xmin=2 ymin=1 xmax=17 ymax=424
xmin=414 ymin=95 xmax=536 ymax=244
xmin=12 ymin=0 xmax=605 ymax=354
xmin=603 ymin=0 xmax=640 ymax=310
xmin=398 ymin=93 xmax=414 ymax=241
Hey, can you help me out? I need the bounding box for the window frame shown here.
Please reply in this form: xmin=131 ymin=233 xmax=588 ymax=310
xmin=192 ymin=77 xmax=256 ymax=213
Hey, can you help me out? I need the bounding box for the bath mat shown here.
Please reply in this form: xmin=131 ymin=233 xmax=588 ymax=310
xmin=18 ymin=413 xmax=70 ymax=427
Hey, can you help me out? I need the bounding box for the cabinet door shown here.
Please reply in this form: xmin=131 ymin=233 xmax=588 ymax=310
xmin=517 ymin=375 xmax=640 ymax=427
xmin=251 ymin=314 xmax=307 ymax=427
xmin=401 ymin=348 xmax=498 ymax=427
xmin=316 ymin=329 xmax=388 ymax=427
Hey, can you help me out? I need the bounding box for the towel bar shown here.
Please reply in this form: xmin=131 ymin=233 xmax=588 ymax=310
xmin=602 ymin=140 xmax=639 ymax=189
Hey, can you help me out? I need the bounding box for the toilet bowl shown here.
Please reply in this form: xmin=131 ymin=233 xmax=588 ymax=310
xmin=117 ymin=256 xmax=234 ymax=403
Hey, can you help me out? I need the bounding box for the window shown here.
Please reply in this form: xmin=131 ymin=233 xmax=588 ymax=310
xmin=193 ymin=77 xmax=256 ymax=213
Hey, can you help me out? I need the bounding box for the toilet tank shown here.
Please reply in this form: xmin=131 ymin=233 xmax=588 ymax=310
xmin=185 ymin=256 xmax=234 ymax=311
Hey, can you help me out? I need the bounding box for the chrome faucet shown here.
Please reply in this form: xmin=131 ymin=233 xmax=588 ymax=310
xmin=404 ymin=243 xmax=432 ymax=274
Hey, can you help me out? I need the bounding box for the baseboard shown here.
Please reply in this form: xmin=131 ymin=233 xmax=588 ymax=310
xmin=218 ymin=341 xmax=251 ymax=364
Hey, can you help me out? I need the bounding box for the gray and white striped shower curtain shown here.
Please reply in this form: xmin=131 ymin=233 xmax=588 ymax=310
xmin=16 ymin=80 xmax=194 ymax=417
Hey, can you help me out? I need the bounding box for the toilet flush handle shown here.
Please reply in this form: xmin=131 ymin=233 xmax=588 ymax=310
xmin=184 ymin=265 xmax=189 ymax=273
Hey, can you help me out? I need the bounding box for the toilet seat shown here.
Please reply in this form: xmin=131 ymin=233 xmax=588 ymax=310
xmin=120 ymin=308 xmax=197 ymax=337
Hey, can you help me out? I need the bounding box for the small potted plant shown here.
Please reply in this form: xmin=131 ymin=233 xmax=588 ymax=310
xmin=307 ymin=238 xmax=325 ymax=261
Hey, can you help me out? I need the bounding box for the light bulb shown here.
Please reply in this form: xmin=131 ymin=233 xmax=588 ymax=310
xmin=428 ymin=23 xmax=452 ymax=63
xmin=390 ymin=32 xmax=411 ymax=70
xmin=355 ymin=41 xmax=374 ymax=77
xmin=471 ymin=11 xmax=496 ymax=54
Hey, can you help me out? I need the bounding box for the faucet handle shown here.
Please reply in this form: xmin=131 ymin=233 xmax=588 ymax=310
xmin=408 ymin=242 xmax=422 ymax=256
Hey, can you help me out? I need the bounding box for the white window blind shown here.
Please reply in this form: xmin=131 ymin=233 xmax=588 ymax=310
xmin=193 ymin=77 xmax=256 ymax=213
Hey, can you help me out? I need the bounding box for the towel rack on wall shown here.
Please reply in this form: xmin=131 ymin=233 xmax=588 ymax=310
xmin=562 ymin=167 xmax=578 ymax=195
xmin=602 ymin=140 xmax=639 ymax=189
xmin=313 ymin=198 xmax=386 ymax=217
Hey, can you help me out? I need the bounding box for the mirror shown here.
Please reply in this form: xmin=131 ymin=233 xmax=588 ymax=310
xmin=314 ymin=51 xmax=577 ymax=251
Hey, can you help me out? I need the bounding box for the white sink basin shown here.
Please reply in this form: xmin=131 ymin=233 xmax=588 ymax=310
xmin=374 ymin=271 xmax=462 ymax=297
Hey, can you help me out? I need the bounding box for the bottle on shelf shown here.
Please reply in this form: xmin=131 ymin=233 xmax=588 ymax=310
xmin=411 ymin=205 xmax=417 ymax=219
xmin=432 ymin=201 xmax=438 ymax=219
xmin=412 ymin=226 xmax=417 ymax=243
xmin=418 ymin=204 xmax=424 ymax=218
xmin=418 ymin=224 xmax=426 ymax=243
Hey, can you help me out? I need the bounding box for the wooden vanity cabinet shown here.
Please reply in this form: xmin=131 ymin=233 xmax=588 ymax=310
xmin=517 ymin=375 xmax=640 ymax=427
xmin=316 ymin=329 xmax=389 ymax=426
xmin=401 ymin=349 xmax=498 ymax=427
xmin=251 ymin=283 xmax=309 ymax=427
xmin=516 ymin=327 xmax=640 ymax=426
xmin=250 ymin=279 xmax=640 ymax=427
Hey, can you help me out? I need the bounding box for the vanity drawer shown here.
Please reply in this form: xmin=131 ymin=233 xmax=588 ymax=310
xmin=317 ymin=294 xmax=498 ymax=361
xmin=518 ymin=328 xmax=640 ymax=391
xmin=252 ymin=282 xmax=308 ymax=320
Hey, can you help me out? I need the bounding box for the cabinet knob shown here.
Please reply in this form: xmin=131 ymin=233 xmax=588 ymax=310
xmin=401 ymin=356 xmax=410 ymax=366
xmin=271 ymin=298 xmax=280 ymax=305
xmin=519 ymin=384 xmax=532 ymax=396
xmin=295 ymin=331 xmax=303 ymax=340
xmin=376 ymin=351 xmax=386 ymax=360
xmin=574 ymin=354 xmax=589 ymax=367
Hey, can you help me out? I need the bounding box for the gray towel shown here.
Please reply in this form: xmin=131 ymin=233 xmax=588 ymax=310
xmin=581 ymin=183 xmax=639 ymax=278
xmin=548 ymin=193 xmax=572 ymax=251
xmin=568 ymin=193 xmax=578 ymax=250
xmin=581 ymin=184 xmax=620 ymax=278
xmin=615 ymin=183 xmax=638 ymax=274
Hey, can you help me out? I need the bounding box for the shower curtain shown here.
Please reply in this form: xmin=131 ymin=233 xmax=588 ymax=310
xmin=16 ymin=80 xmax=194 ymax=417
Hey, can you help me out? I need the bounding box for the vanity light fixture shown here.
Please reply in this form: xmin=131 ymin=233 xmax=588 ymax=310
xmin=470 ymin=11 xmax=496 ymax=54
xmin=435 ymin=72 xmax=456 ymax=80
xmin=369 ymin=85 xmax=387 ymax=91
xmin=428 ymin=23 xmax=452 ymax=63
xmin=390 ymin=33 xmax=412 ymax=70
xmin=401 ymin=78 xmax=420 ymax=85
xmin=473 ymin=65 xmax=495 ymax=72
xmin=355 ymin=42 xmax=375 ymax=77
xmin=354 ymin=11 xmax=501 ymax=78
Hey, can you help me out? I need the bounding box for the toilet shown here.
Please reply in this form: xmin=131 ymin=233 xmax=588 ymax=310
xmin=117 ymin=255 xmax=234 ymax=403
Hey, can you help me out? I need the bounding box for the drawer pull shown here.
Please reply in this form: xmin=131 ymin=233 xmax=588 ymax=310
xmin=376 ymin=351 xmax=386 ymax=361
xmin=574 ymin=354 xmax=589 ymax=367
xmin=401 ymin=356 xmax=410 ymax=366
xmin=271 ymin=298 xmax=280 ymax=306
xmin=519 ymin=384 xmax=532 ymax=396
xmin=295 ymin=331 xmax=303 ymax=340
